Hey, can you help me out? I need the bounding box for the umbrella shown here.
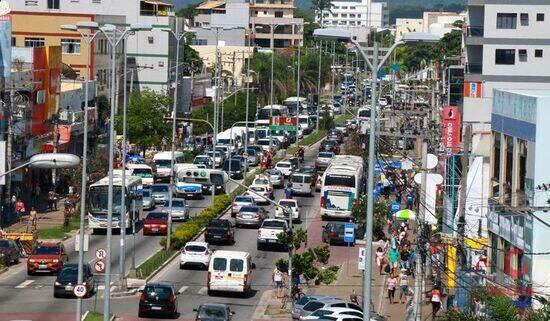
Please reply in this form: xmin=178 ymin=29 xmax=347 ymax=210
xmin=394 ymin=209 xmax=416 ymax=220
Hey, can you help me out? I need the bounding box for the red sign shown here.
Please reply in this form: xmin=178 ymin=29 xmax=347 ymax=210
xmin=442 ymin=106 xmax=461 ymax=154
xmin=464 ymin=82 xmax=482 ymax=98
xmin=270 ymin=116 xmax=297 ymax=126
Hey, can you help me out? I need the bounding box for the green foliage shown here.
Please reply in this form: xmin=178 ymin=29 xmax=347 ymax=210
xmin=96 ymin=95 xmax=109 ymax=124
xmin=83 ymin=311 xmax=107 ymax=321
xmin=310 ymin=0 xmax=334 ymax=26
xmin=37 ymin=216 xmax=80 ymax=240
xmin=351 ymin=196 xmax=389 ymax=241
xmin=441 ymin=310 xmax=483 ymax=321
xmin=135 ymin=249 xmax=174 ymax=279
xmin=116 ymin=89 xmax=170 ymax=154
xmin=319 ymin=111 xmax=334 ymax=130
xmin=487 ymin=295 xmax=520 ymax=321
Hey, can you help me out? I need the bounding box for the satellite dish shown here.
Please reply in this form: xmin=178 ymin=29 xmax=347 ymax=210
xmin=426 ymin=154 xmax=438 ymax=170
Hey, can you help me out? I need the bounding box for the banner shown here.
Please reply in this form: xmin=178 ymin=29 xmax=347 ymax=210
xmin=442 ymin=106 xmax=462 ymax=154
xmin=464 ymin=81 xmax=482 ymax=98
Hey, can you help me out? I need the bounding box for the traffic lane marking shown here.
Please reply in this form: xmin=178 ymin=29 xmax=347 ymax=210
xmin=15 ymin=280 xmax=35 ymax=289
xmin=177 ymin=285 xmax=188 ymax=294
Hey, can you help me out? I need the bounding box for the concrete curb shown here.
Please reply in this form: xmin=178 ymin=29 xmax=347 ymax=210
xmin=0 ymin=266 xmax=8 ymax=276
xmin=110 ymin=288 xmax=139 ymax=297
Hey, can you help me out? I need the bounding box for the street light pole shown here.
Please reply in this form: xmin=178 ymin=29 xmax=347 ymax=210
xmin=316 ymin=40 xmax=322 ymax=131
xmin=295 ymin=30 xmax=302 ymax=150
xmin=119 ymin=36 xmax=128 ymax=290
xmin=268 ymin=23 xmax=279 ymax=150
xmin=244 ymin=28 xmax=253 ymax=172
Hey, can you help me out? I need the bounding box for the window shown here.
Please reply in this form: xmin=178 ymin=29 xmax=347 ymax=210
xmin=275 ymin=11 xmax=283 ymax=18
xmin=497 ymin=13 xmax=517 ymax=29
xmin=47 ymin=0 xmax=60 ymax=9
xmin=11 ymin=37 xmax=15 ymax=46
xmin=158 ymin=61 xmax=164 ymax=67
xmin=25 ymin=0 xmax=38 ymax=5
xmin=520 ymin=13 xmax=529 ymax=26
xmin=357 ymin=14 xmax=361 ymax=18
xmin=537 ymin=13 xmax=545 ymax=21
xmin=518 ymin=49 xmax=527 ymax=62
xmin=61 ymin=39 xmax=81 ymax=54
xmin=229 ymin=259 xmax=244 ymax=272
xmin=92 ymin=0 xmax=102 ymax=3
xmin=148 ymin=36 xmax=154 ymax=44
xmin=350 ymin=13 xmax=355 ymax=18
xmin=341 ymin=6 xmax=348 ymax=9
xmin=535 ymin=49 xmax=543 ymax=58
xmin=212 ymin=258 xmax=227 ymax=271
xmin=350 ymin=6 xmax=355 ymax=9
xmin=24 ymin=37 xmax=45 ymax=48
xmin=495 ymin=49 xmax=515 ymax=64
xmin=341 ymin=13 xmax=347 ymax=18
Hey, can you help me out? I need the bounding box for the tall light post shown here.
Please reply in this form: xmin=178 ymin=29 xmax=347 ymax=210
xmin=316 ymin=39 xmax=322 ymax=131
xmin=99 ymin=23 xmax=151 ymax=321
xmin=244 ymin=28 xmax=254 ymax=165
xmin=313 ymin=28 xmax=440 ymax=321
xmin=294 ymin=23 xmax=307 ymax=150
xmin=60 ymin=21 xmax=101 ymax=321
xmin=162 ymin=27 xmax=195 ymax=251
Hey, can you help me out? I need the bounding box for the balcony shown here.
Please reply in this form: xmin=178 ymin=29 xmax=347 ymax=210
xmin=467 ymin=26 xmax=484 ymax=37
xmin=465 ymin=63 xmax=482 ymax=74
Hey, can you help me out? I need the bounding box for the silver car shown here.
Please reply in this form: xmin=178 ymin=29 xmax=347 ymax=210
xmin=231 ymin=195 xmax=256 ymax=217
xmin=235 ymin=205 xmax=268 ymax=228
xmin=266 ymin=169 xmax=285 ymax=188
xmin=162 ymin=198 xmax=190 ymax=221
xmin=315 ymin=152 xmax=335 ymax=171
xmin=293 ymin=296 xmax=341 ymax=319
xmin=298 ymin=298 xmax=349 ymax=319
xmin=151 ymin=184 xmax=171 ymax=204
xmin=246 ymin=148 xmax=259 ymax=166
xmin=142 ymin=189 xmax=155 ymax=210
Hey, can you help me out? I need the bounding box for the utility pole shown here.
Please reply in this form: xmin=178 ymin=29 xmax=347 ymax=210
xmin=457 ymin=124 xmax=472 ymax=264
xmin=414 ymin=139 xmax=428 ymax=321
xmin=316 ymin=40 xmax=322 ymax=131
xmin=232 ymin=51 xmax=237 ymax=105
xmin=5 ymin=80 xmax=14 ymax=201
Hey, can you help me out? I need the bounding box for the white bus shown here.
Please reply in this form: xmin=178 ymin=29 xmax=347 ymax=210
xmin=126 ymin=163 xmax=154 ymax=186
xmin=320 ymin=155 xmax=364 ymax=219
xmin=357 ymin=107 xmax=371 ymax=121
xmin=255 ymin=105 xmax=288 ymax=127
xmin=153 ymin=151 xmax=186 ymax=182
xmin=88 ymin=175 xmax=143 ymax=233
xmin=283 ymin=97 xmax=308 ymax=115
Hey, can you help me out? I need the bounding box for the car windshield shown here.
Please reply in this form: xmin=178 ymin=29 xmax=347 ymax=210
xmin=195 ymin=157 xmax=209 ymax=162
xmin=296 ymin=296 xmax=311 ymax=305
xmin=58 ymin=266 xmax=78 ymax=281
xmin=257 ymin=140 xmax=270 ymax=146
xmin=199 ymin=306 xmax=227 ymax=320
xmin=299 ymin=118 xmax=308 ymax=124
xmin=152 ymin=185 xmax=169 ymax=192
xmin=145 ymin=286 xmax=172 ymax=300
xmin=318 ymin=152 xmax=334 ymax=158
xmin=154 ymin=159 xmax=171 ymax=168
xmin=207 ymin=151 xmax=221 ymax=157
xmin=142 ymin=190 xmax=151 ymax=197
xmin=277 ymin=163 xmax=291 ymax=168
xmin=254 ymin=178 xmax=269 ymax=185
xmin=267 ymin=170 xmax=281 ymax=176
xmin=208 ymin=220 xmax=229 ymax=228
xmin=298 ymin=167 xmax=314 ymax=173
xmin=132 ymin=168 xmax=153 ymax=178
xmin=262 ymin=221 xmax=285 ymax=229
xmin=223 ymin=160 xmax=241 ymax=170
xmin=0 ymin=240 xmax=9 ymax=248
xmin=235 ymin=196 xmax=253 ymax=203
xmin=185 ymin=245 xmax=206 ymax=253
xmin=240 ymin=206 xmax=260 ymax=212
xmin=311 ymin=310 xmax=332 ymax=317
xmin=246 ymin=149 xmax=257 ymax=155
xmin=250 ymin=187 xmax=265 ymax=192
xmin=33 ymin=245 xmax=60 ymax=255
xmin=279 ymin=201 xmax=296 ymax=208
xmin=147 ymin=212 xmax=167 ymax=220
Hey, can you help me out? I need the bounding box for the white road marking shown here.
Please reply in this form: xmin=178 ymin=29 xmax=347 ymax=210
xmin=197 ymin=286 xmax=208 ymax=295
xmin=15 ymin=280 xmax=35 ymax=289
xmin=177 ymin=285 xmax=188 ymax=294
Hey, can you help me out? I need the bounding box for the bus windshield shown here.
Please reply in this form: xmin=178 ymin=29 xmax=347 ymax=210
xmin=325 ymin=174 xmax=355 ymax=188
xmin=132 ymin=168 xmax=153 ymax=178
xmin=217 ymin=139 xmax=231 ymax=145
xmin=358 ymin=109 xmax=370 ymax=118
xmin=89 ymin=186 xmax=122 ymax=213
xmin=154 ymin=159 xmax=171 ymax=168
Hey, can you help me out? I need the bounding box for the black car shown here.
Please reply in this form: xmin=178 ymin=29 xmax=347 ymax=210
xmin=322 ymin=139 xmax=340 ymax=154
xmin=139 ymin=281 xmax=181 ymax=318
xmin=0 ymin=239 xmax=21 ymax=265
xmin=194 ymin=303 xmax=234 ymax=321
xmin=321 ymin=222 xmax=355 ymax=246
xmin=222 ymin=159 xmax=244 ymax=179
xmin=204 ymin=219 xmax=235 ymax=244
xmin=54 ymin=263 xmax=95 ymax=298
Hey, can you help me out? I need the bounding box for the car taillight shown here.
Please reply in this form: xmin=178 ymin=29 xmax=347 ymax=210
xmin=226 ymin=231 xmax=232 ymax=236
xmin=207 ymin=272 xmax=211 ymax=284
xmin=204 ymin=230 xmax=209 ymax=236
xmin=168 ymin=295 xmax=176 ymax=303
xmin=253 ymin=214 xmax=259 ymax=219
xmin=244 ymin=273 xmax=249 ymax=285
xmin=320 ymin=196 xmax=326 ymax=208
xmin=140 ymin=294 xmax=146 ymax=302
xmin=328 ymin=231 xmax=337 ymax=238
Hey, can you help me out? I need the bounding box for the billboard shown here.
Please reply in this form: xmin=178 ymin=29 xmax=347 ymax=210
xmin=0 ymin=1 xmax=11 ymax=90
xmin=442 ymin=106 xmax=462 ymax=154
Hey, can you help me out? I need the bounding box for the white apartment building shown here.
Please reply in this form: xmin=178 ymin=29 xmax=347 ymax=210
xmin=6 ymin=0 xmax=176 ymax=92
xmin=395 ymin=18 xmax=423 ymax=41
xmin=423 ymin=11 xmax=466 ymax=37
xmin=315 ymin=0 xmax=388 ymax=44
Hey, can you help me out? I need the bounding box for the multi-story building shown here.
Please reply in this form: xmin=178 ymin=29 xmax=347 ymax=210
xmin=315 ymin=0 xmax=388 ymax=44
xmin=250 ymin=0 xmax=304 ymax=48
xmin=6 ymin=0 xmax=176 ymax=92
xmin=395 ymin=18 xmax=423 ymax=41
xmin=193 ymin=0 xmax=249 ymax=46
xmin=422 ymin=11 xmax=465 ymax=37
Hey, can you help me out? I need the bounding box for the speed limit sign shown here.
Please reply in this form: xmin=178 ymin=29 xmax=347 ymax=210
xmin=73 ymin=284 xmax=87 ymax=298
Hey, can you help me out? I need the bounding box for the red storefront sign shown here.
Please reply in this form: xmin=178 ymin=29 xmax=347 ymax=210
xmin=270 ymin=116 xmax=297 ymax=126
xmin=442 ymin=106 xmax=462 ymax=154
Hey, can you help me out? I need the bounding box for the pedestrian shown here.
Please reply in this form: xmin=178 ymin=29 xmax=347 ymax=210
xmin=401 ymin=248 xmax=411 ymax=270
xmin=430 ymin=286 xmax=442 ymax=320
xmin=48 ymin=190 xmax=58 ymax=211
xmin=376 ymin=247 xmax=385 ymax=274
xmin=388 ymin=246 xmax=400 ymax=274
xmin=284 ymin=183 xmax=293 ymax=199
xmin=406 ymin=192 xmax=414 ymax=209
xmin=272 ymin=266 xmax=284 ymax=298
xmin=15 ymin=198 xmax=26 ymax=221
xmin=399 ymin=269 xmax=409 ymax=304
xmin=386 ymin=273 xmax=398 ymax=304
xmin=27 ymin=207 xmax=38 ymax=232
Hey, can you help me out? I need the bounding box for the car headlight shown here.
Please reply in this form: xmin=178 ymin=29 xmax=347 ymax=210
xmin=55 ymin=281 xmax=62 ymax=286
xmin=29 ymin=259 xmax=35 ymax=263
xmin=53 ymin=259 xmax=59 ymax=263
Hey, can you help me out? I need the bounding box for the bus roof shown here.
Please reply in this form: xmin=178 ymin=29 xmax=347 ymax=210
xmin=261 ymin=104 xmax=285 ymax=109
xmin=153 ymin=151 xmax=184 ymax=160
xmin=90 ymin=175 xmax=142 ymax=188
xmin=284 ymin=97 xmax=307 ymax=103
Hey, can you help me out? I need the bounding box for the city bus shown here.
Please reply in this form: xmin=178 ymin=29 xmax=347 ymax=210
xmin=283 ymin=97 xmax=308 ymax=116
xmin=177 ymin=168 xmax=230 ymax=195
xmin=88 ymin=174 xmax=143 ymax=234
xmin=255 ymin=105 xmax=289 ymax=127
xmin=320 ymin=155 xmax=365 ymax=220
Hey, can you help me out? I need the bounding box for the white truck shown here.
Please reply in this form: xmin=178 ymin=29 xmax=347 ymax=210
xmin=257 ymin=219 xmax=288 ymax=251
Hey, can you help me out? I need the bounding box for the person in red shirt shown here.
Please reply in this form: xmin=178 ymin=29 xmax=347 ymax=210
xmin=15 ymin=199 xmax=26 ymax=221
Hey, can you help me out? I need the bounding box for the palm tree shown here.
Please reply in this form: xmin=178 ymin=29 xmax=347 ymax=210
xmin=311 ymin=0 xmax=334 ymax=27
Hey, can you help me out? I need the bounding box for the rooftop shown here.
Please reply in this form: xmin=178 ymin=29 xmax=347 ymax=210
xmin=497 ymin=89 xmax=550 ymax=98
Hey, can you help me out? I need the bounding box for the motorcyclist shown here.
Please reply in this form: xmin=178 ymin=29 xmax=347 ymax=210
xmin=297 ymin=146 xmax=304 ymax=162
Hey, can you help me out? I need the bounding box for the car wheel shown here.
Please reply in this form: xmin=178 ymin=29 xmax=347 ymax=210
xmin=257 ymin=243 xmax=263 ymax=251
xmin=53 ymin=292 xmax=60 ymax=298
xmin=138 ymin=312 xmax=145 ymax=318
xmin=207 ymin=289 xmax=214 ymax=296
xmin=27 ymin=270 xmax=33 ymax=276
xmin=179 ymin=264 xmax=184 ymax=270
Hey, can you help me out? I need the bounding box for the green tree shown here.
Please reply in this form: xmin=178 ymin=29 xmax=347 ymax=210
xmin=116 ymin=89 xmax=171 ymax=155
xmin=176 ymin=3 xmax=199 ymax=22
xmin=351 ymin=196 xmax=389 ymax=240
xmin=96 ymin=95 xmax=109 ymax=124
xmin=275 ymin=227 xmax=340 ymax=285
xmin=311 ymin=0 xmax=334 ymax=26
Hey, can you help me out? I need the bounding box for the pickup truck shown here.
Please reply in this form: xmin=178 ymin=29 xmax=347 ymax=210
xmin=257 ymin=219 xmax=288 ymax=251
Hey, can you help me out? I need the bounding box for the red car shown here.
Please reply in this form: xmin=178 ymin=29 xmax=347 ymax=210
xmin=27 ymin=241 xmax=67 ymax=275
xmin=143 ymin=212 xmax=169 ymax=235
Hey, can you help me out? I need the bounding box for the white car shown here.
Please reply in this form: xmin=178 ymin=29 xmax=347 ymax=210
xmin=244 ymin=185 xmax=273 ymax=205
xmin=275 ymin=198 xmax=301 ymax=222
xmin=252 ymin=176 xmax=273 ymax=193
xmin=180 ymin=241 xmax=211 ymax=269
xmin=300 ymin=307 xmax=364 ymax=320
xmin=257 ymin=219 xmax=288 ymax=250
xmin=275 ymin=160 xmax=295 ymax=177
xmin=378 ymin=97 xmax=388 ymax=107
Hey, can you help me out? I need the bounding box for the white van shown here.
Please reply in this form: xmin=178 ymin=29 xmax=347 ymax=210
xmin=291 ymin=173 xmax=314 ymax=196
xmin=153 ymin=151 xmax=185 ymax=182
xmin=126 ymin=164 xmax=154 ymax=186
xmin=207 ymin=250 xmax=255 ymax=295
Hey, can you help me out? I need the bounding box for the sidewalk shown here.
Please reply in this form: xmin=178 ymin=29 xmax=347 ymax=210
xmin=4 ymin=198 xmax=68 ymax=235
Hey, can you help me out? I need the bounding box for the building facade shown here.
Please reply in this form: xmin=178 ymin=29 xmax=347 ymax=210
xmin=487 ymin=89 xmax=550 ymax=301
xmin=6 ymin=0 xmax=176 ymax=92
xmin=315 ymin=0 xmax=388 ymax=44
xmin=193 ymin=0 xmax=249 ymax=46
xmin=395 ymin=18 xmax=423 ymax=41
xmin=249 ymin=0 xmax=304 ymax=48
xmin=422 ymin=11 xmax=465 ymax=37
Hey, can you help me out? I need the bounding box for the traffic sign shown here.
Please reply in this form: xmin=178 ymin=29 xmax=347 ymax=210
xmin=358 ymin=248 xmax=365 ymax=270
xmin=270 ymin=116 xmax=297 ymax=126
xmin=73 ymin=284 xmax=87 ymax=298
xmin=344 ymin=222 xmax=355 ymax=243
xmin=94 ymin=260 xmax=105 ymax=273
xmin=269 ymin=125 xmax=297 ymax=132
xmin=95 ymin=248 xmax=107 ymax=260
